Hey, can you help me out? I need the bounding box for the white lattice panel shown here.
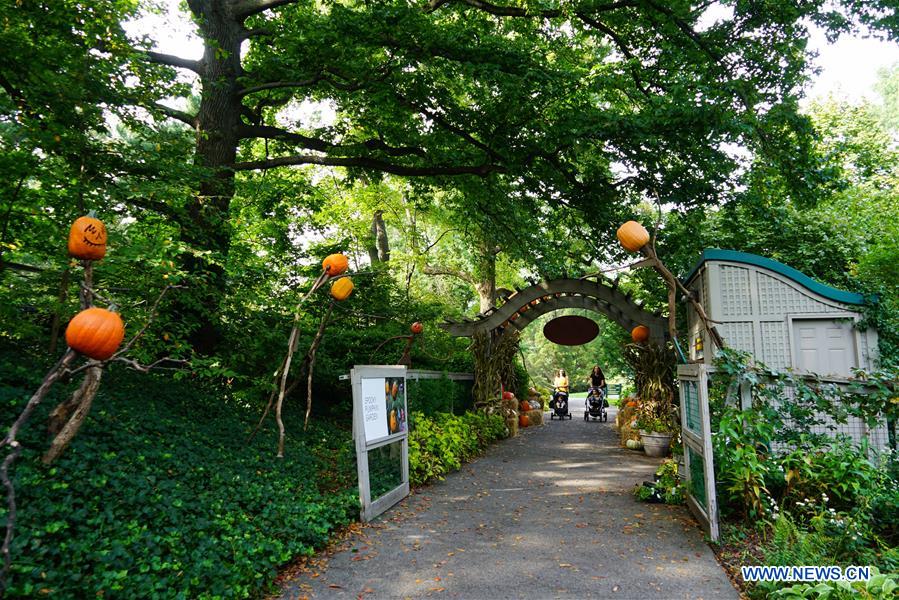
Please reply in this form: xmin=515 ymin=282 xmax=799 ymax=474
xmin=757 ymin=273 xmax=841 ymax=315
xmin=719 ymin=265 xmax=753 ymax=317
xmin=760 ymin=321 xmax=788 ymax=370
xmin=720 ymin=321 xmax=755 ymax=354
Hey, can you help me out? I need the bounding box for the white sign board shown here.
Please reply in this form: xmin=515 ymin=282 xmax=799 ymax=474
xmin=351 ymin=366 xmax=409 ymax=521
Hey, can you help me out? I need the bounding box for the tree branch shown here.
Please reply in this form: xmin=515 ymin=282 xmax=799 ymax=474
xmin=153 ymin=103 xmax=197 ymax=127
xmin=144 ymin=51 xmax=203 ymax=74
xmin=232 ymin=154 xmax=504 ymax=176
xmin=423 ymin=265 xmax=476 ymax=285
xmin=232 ymin=0 xmax=299 ymax=19
xmin=238 ymin=76 xmax=323 ymax=97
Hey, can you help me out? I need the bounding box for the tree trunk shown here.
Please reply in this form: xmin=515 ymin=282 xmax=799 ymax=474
xmin=372 ymin=210 xmax=390 ymax=262
xmin=178 ymin=0 xmax=245 ymax=354
xmin=474 ymin=238 xmax=496 ymax=313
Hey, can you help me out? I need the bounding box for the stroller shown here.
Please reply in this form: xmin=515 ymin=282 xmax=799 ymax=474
xmin=584 ymin=386 xmax=608 ymax=422
xmin=549 ymin=388 xmax=572 ymax=420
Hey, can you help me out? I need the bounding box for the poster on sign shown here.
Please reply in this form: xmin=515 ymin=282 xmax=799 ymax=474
xmin=351 ymin=365 xmax=409 ymax=521
xmin=360 ymin=376 xmax=407 ymax=444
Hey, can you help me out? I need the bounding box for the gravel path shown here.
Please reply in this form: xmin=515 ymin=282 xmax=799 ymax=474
xmin=277 ymin=405 xmax=740 ymax=599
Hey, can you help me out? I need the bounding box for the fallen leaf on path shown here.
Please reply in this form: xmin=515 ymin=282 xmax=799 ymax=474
xmin=328 ymin=584 xmax=344 ymax=589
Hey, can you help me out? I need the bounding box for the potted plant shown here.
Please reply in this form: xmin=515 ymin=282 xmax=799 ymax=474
xmin=623 ymin=342 xmax=678 ymax=458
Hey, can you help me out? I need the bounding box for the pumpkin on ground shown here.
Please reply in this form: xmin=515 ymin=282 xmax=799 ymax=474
xmin=65 ymin=307 xmax=125 ymax=360
xmin=631 ymin=325 xmax=650 ymax=343
xmin=330 ymin=277 xmax=354 ymax=301
xmin=519 ymin=401 xmax=531 ymax=413
xmin=519 ymin=414 xmax=530 ymax=428
xmin=68 ymin=215 xmax=107 ymax=261
xmin=410 ymin=321 xmax=423 ymax=334
xmin=616 ymin=221 xmax=649 ymax=253
xmin=322 ymin=253 xmax=349 ymax=276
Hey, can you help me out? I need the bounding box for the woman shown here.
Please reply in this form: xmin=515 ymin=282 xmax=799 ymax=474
xmin=587 ymin=365 xmax=606 ymax=392
xmin=552 ymin=369 xmax=569 ymax=408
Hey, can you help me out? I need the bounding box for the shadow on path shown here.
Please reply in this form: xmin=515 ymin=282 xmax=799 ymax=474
xmin=278 ymin=406 xmax=739 ymax=599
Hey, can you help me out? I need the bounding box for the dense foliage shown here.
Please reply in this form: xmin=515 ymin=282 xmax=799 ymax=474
xmin=0 ymin=359 xmax=358 ymax=599
xmin=408 ymin=410 xmax=506 ymax=486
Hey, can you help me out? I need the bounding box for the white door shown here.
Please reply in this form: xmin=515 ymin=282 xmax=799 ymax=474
xmin=792 ymin=318 xmax=858 ymax=377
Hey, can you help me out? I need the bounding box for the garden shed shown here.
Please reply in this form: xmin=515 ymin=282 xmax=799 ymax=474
xmin=684 ymin=249 xmax=889 ymax=452
xmin=684 ymin=249 xmax=878 ymax=374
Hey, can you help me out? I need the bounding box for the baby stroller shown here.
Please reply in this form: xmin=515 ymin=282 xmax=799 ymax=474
xmin=549 ymin=388 xmax=572 ymax=420
xmin=584 ymin=386 xmax=608 ymax=422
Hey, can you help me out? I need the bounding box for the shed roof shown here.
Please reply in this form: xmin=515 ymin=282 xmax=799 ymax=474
xmin=684 ymin=249 xmax=867 ymax=306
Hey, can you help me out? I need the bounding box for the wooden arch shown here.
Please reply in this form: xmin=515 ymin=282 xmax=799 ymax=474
xmin=440 ymin=277 xmax=667 ymax=342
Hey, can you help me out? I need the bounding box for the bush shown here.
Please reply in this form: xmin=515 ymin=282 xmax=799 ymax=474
xmin=0 ymin=368 xmax=359 ymax=599
xmin=407 ymin=411 xmax=506 ymax=486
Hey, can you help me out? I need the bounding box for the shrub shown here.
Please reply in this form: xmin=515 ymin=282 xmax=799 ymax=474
xmin=407 ymin=410 xmax=505 ymax=486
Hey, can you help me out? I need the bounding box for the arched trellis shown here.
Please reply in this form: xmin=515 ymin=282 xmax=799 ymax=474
xmin=440 ymin=276 xmax=667 ymax=342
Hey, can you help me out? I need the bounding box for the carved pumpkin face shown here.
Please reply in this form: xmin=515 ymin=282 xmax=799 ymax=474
xmin=330 ymin=277 xmax=354 ymax=301
xmin=410 ymin=321 xmax=423 ymax=335
xmin=68 ymin=216 xmax=107 ymax=260
xmin=65 ymin=307 xmax=125 ymax=360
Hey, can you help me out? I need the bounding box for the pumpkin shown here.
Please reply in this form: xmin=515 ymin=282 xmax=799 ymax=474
xmin=502 ymin=391 xmax=514 ymax=400
xmin=616 ymin=221 xmax=649 ymax=253
xmin=389 ymin=409 xmax=397 ymax=433
xmin=410 ymin=321 xmax=423 ymax=334
xmin=626 ymin=400 xmax=638 ymax=408
xmin=631 ymin=325 xmax=650 ymax=343
xmin=330 ymin=277 xmax=354 ymax=301
xmin=65 ymin=307 xmax=125 ymax=360
xmin=520 ymin=401 xmax=531 ymax=412
xmin=519 ymin=414 xmax=530 ymax=427
xmin=68 ymin=215 xmax=107 ymax=260
xmin=322 ymin=253 xmax=349 ymax=276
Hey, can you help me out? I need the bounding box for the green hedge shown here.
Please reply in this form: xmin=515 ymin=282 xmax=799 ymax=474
xmin=0 ymin=370 xmax=358 ymax=599
xmin=408 ymin=411 xmax=506 ymax=486
xmin=405 ymin=376 xmax=474 ymax=416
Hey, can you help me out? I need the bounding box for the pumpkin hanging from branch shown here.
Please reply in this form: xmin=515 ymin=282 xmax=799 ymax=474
xmin=322 ymin=253 xmax=349 ymax=276
xmin=68 ymin=214 xmax=107 ymax=261
xmin=616 ymin=221 xmax=650 ymax=253
xmin=410 ymin=321 xmax=423 ymax=335
xmin=330 ymin=277 xmax=354 ymax=301
xmin=65 ymin=307 xmax=125 ymax=360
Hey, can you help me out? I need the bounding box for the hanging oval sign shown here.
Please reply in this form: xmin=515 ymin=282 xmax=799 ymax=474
xmin=543 ymin=315 xmax=599 ymax=346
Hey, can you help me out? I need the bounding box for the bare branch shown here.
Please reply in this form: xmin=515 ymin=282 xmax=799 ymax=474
xmin=112 ymin=285 xmax=184 ymax=358
xmin=429 ymin=0 xmax=638 ymax=17
xmin=113 ymin=357 xmax=191 ymax=373
xmin=241 ymin=26 xmax=275 ymax=40
xmin=232 ymin=153 xmax=505 ymax=176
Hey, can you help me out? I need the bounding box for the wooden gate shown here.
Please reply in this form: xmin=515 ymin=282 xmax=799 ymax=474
xmin=677 ymin=364 xmax=719 ymax=541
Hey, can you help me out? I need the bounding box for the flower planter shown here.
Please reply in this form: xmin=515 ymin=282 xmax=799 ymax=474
xmin=640 ymin=431 xmax=672 ymax=457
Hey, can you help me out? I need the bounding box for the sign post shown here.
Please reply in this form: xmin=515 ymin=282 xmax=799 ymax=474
xmin=351 ymin=365 xmax=409 ymax=521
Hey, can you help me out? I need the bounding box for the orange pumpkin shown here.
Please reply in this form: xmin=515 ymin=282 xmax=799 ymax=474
xmin=330 ymin=277 xmax=354 ymax=301
xmin=520 ymin=401 xmax=531 ymax=412
xmin=519 ymin=414 xmax=530 ymax=427
xmin=410 ymin=321 xmax=423 ymax=334
xmin=631 ymin=325 xmax=650 ymax=343
xmin=616 ymin=221 xmax=649 ymax=253
xmin=626 ymin=400 xmax=638 ymax=408
xmin=389 ymin=409 xmax=397 ymax=433
xmin=322 ymin=253 xmax=349 ymax=276
xmin=68 ymin=215 xmax=107 ymax=260
xmin=65 ymin=307 xmax=125 ymax=360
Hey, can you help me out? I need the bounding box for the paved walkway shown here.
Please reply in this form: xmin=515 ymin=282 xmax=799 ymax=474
xmin=278 ymin=405 xmax=739 ymax=599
